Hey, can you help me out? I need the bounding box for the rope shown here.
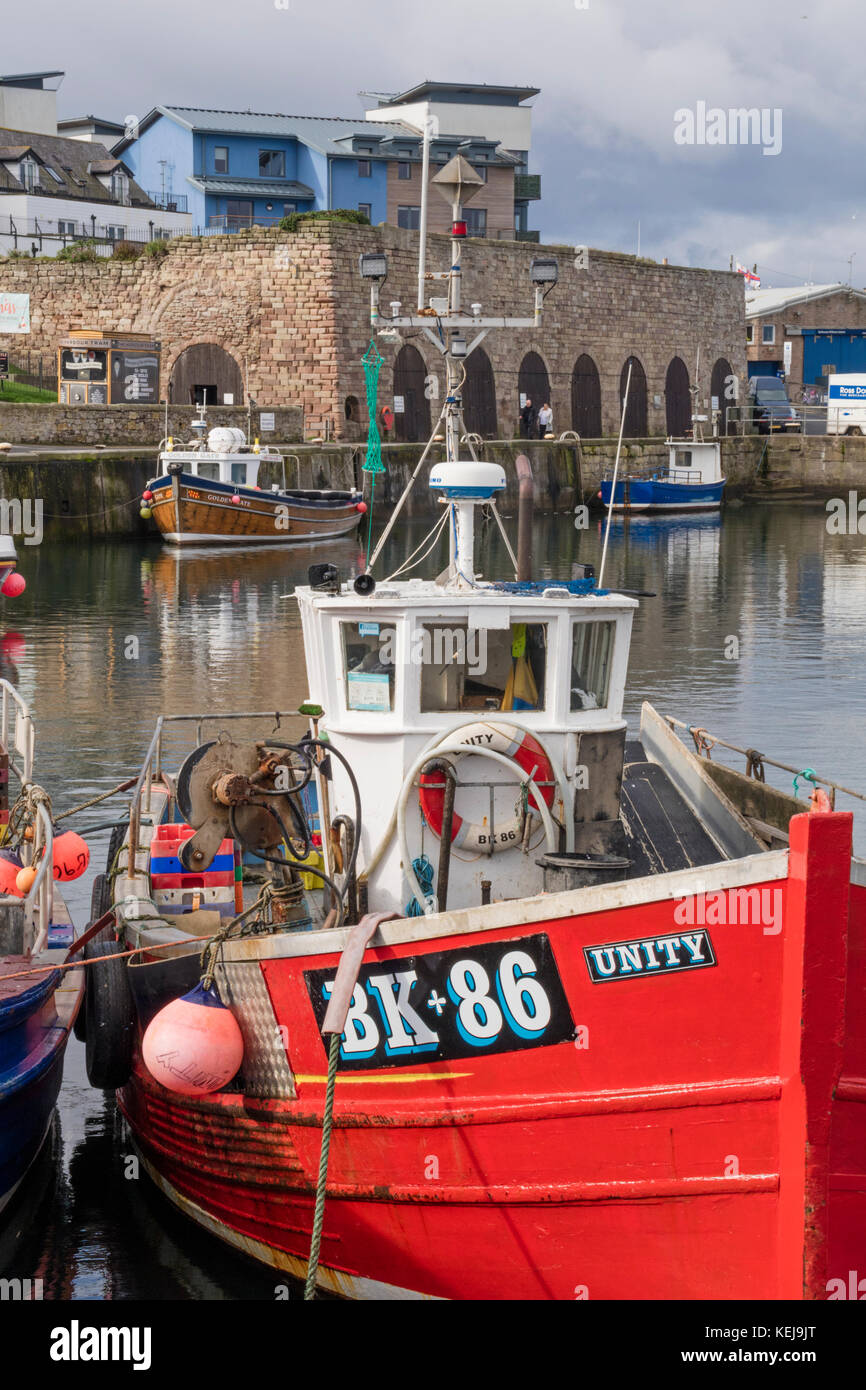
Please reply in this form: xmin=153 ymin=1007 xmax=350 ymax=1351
xmin=361 ymin=339 xmax=385 ymax=569
xmin=405 ymin=853 xmax=435 ymax=917
xmin=201 ymin=879 xmax=302 ymax=989
xmin=304 ymin=1030 xmax=340 ymax=1301
xmin=382 ymin=506 xmax=449 ymax=583
xmin=54 ymin=778 xmax=136 ymax=823
xmin=793 ymin=768 xmax=817 ymax=797
xmin=41 ymin=495 xmax=143 ymax=521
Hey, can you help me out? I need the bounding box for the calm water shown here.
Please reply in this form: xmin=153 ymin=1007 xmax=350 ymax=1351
xmin=2 ymin=499 xmax=865 ymax=1298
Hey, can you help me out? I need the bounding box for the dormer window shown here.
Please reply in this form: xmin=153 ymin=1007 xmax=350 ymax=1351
xmin=110 ymin=171 xmax=130 ymax=205
xmin=20 ymin=157 xmax=37 ymax=193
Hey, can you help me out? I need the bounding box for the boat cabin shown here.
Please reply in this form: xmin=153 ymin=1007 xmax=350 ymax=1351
xmin=162 ymin=427 xmax=282 ymax=491
xmin=663 ymin=440 xmax=723 ymax=485
xmin=297 ymin=577 xmax=637 ymax=915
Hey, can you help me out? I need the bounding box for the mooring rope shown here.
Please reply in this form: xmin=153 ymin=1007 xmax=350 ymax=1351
xmin=304 ymin=1030 xmax=341 ymax=1301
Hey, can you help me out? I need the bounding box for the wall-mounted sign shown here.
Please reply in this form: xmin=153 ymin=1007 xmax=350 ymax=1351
xmin=393 ymin=395 xmax=405 ymax=413
xmin=61 ymin=348 xmax=108 ymax=383
xmin=110 ymin=351 xmax=160 ymax=403
xmin=0 ymin=294 xmax=30 ymax=334
xmin=259 ymin=411 xmax=275 ymax=432
xmin=783 ymin=340 xmax=792 ymax=376
xmin=0 ymin=350 xmax=7 ymax=379
xmin=223 ymin=393 xmax=234 ymax=405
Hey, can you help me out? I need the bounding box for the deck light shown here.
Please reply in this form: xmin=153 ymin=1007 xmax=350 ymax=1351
xmin=530 ymin=257 xmax=559 ymax=285
xmin=359 ymin=252 xmax=388 ymax=282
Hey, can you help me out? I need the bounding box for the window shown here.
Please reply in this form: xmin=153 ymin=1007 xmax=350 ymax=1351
xmin=464 ymin=207 xmax=487 ymax=237
xmin=397 ymin=205 xmax=421 ymax=230
xmin=214 ymin=146 xmax=229 ymax=174
xmin=106 ymin=224 xmax=126 ymax=241
xmin=342 ymin=622 xmax=396 ymax=711
xmin=43 ymin=165 xmax=64 ymax=184
xmin=473 ymin=165 xmax=488 ymax=183
xmin=259 ymin=149 xmax=286 ymax=178
xmin=419 ymin=622 xmax=547 ymax=713
xmin=58 ymin=219 xmax=76 ymax=236
xmin=398 ymin=161 xmax=412 ymax=180
xmin=20 ymin=158 xmax=37 ymax=192
xmin=197 ymin=461 xmax=220 ymax=481
xmin=110 ymin=172 xmax=129 ymax=205
xmin=230 ymin=462 xmax=248 ymax=484
xmin=358 ymin=202 xmax=371 ymax=220
xmin=762 ymin=324 xmax=775 ymax=345
xmin=358 ymin=159 xmax=372 ymax=178
xmin=283 ymin=202 xmax=297 ymax=216
xmin=570 ymin=622 xmax=615 ymax=711
xmin=746 ymin=324 xmax=754 ymax=344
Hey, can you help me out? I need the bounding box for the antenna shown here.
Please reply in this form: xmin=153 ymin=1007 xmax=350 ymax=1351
xmin=598 ymin=361 xmax=632 ymax=589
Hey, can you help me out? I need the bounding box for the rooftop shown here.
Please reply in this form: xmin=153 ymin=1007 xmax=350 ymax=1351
xmin=0 ymin=126 xmax=154 ymax=206
xmin=745 ymin=282 xmax=866 ymax=317
xmin=369 ymin=81 xmax=540 ymax=107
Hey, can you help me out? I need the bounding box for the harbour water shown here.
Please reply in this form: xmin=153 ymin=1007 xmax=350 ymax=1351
xmin=3 ymin=498 xmax=865 ymax=1299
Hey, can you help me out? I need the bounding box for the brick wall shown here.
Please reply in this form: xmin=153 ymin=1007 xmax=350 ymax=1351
xmin=0 ymin=224 xmax=746 ymax=441
xmin=747 ymin=288 xmax=866 ymax=393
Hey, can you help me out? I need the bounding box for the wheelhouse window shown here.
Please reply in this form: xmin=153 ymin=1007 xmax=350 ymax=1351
xmin=259 ymin=149 xmax=285 ymax=178
xmin=419 ymin=622 xmax=547 ymax=713
xmin=342 ymin=622 xmax=396 ymax=712
xmin=196 ymin=461 xmax=219 ymax=480
xmin=571 ymin=622 xmax=615 ymax=711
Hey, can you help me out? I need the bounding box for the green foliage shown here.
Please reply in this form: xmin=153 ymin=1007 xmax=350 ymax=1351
xmin=56 ymin=239 xmax=100 ymax=263
xmin=278 ymin=208 xmax=372 ymax=233
xmin=0 ymin=379 xmax=56 ymax=402
xmin=111 ymin=240 xmax=143 ymax=261
xmin=3 ymin=249 xmax=29 ymax=260
xmin=142 ymin=238 xmax=169 ymax=260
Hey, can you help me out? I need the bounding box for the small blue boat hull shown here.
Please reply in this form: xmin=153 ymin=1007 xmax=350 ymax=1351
xmin=599 ymin=477 xmax=725 ymax=512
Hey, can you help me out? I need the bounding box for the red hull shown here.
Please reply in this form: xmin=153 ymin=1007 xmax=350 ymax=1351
xmin=120 ymin=811 xmax=866 ymax=1299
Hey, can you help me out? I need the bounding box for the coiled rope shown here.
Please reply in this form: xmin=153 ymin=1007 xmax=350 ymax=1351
xmin=304 ymin=1031 xmax=340 ymax=1300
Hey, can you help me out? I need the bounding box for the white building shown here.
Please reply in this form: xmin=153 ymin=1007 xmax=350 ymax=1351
xmin=0 ymin=71 xmax=190 ymax=257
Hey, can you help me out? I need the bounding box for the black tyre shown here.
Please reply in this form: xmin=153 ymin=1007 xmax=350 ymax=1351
xmin=83 ymin=930 xmax=136 ymax=1089
xmin=90 ymin=872 xmax=112 ymax=923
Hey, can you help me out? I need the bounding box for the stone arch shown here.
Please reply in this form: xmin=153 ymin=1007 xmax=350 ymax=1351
xmin=518 ymin=351 xmax=551 ymax=426
xmin=169 ymin=342 xmax=245 ymax=406
xmin=462 ymin=347 xmax=497 ymax=437
xmin=393 ymin=343 xmax=431 ymax=443
xmin=570 ymin=353 xmax=602 ymax=436
xmin=665 ymin=355 xmax=691 ymax=436
xmin=620 ymin=355 xmax=648 ymax=437
xmin=711 ymin=356 xmax=736 ymax=434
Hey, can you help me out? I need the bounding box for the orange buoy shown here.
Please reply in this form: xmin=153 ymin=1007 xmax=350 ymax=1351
xmin=15 ymin=864 xmax=37 ymax=895
xmin=52 ymin=829 xmax=90 ymax=881
xmin=0 ymin=856 xmax=23 ymax=896
xmin=23 ymin=824 xmax=34 ymax=841
xmin=142 ymin=982 xmax=244 ymax=1096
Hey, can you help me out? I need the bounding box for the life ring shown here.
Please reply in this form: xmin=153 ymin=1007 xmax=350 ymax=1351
xmin=419 ymin=723 xmax=555 ymax=853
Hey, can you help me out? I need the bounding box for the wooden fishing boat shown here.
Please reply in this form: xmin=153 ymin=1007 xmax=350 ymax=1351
xmin=0 ymin=682 xmax=83 ymax=1219
xmin=87 ymin=174 xmax=865 ymax=1300
xmin=143 ymin=423 xmax=365 ymax=548
xmin=600 ymin=440 xmax=726 ymax=513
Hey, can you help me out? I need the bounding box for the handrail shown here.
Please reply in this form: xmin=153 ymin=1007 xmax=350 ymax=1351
xmin=664 ymin=714 xmax=866 ymax=806
xmin=26 ymin=799 xmax=54 ymax=955
xmin=0 ymin=680 xmax=34 ymax=786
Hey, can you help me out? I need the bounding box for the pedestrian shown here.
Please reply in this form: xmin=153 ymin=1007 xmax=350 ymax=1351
xmin=519 ymin=397 xmax=535 ymax=438
xmin=537 ymin=402 xmax=553 ymax=437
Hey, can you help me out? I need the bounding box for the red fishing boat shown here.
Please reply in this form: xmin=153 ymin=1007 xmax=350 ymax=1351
xmin=85 ymin=160 xmax=866 ymax=1299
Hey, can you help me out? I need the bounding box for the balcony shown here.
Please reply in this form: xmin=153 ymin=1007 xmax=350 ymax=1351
xmin=515 ymin=174 xmax=541 ymax=201
xmin=515 ymin=229 xmax=540 ymax=243
xmin=144 ymin=191 xmax=189 ymax=213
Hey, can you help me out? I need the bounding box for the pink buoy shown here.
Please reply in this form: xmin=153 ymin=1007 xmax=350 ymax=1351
xmin=142 ymin=982 xmax=244 ymax=1096
xmin=52 ymin=829 xmax=90 ymax=881
xmin=1 ymin=572 xmax=26 ymax=598
xmin=231 ymin=494 xmax=241 ymax=505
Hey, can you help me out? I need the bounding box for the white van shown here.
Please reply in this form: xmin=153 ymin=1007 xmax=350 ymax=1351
xmin=826 ymin=375 xmax=866 ymax=435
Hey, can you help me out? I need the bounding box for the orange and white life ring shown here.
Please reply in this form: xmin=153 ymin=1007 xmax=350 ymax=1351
xmin=419 ymin=723 xmax=555 ymax=854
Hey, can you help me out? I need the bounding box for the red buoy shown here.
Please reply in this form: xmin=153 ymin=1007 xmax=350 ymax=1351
xmin=356 ymin=501 xmax=368 ymax=514
xmin=231 ymin=494 xmax=241 ymax=505
xmin=142 ymin=489 xmax=154 ymax=501
xmin=142 ymin=982 xmax=244 ymax=1096
xmin=52 ymin=829 xmax=90 ymax=881
xmin=0 ymin=856 xmax=23 ymax=896
xmin=1 ymin=572 xmax=26 ymax=598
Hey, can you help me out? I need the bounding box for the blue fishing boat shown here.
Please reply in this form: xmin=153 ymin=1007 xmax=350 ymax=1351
xmin=599 ymin=439 xmax=725 ymax=512
xmin=0 ymin=682 xmax=82 ymax=1217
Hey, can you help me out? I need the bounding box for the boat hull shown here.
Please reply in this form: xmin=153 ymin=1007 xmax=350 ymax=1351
xmin=119 ymin=809 xmax=866 ymax=1300
xmin=148 ymin=473 xmax=364 ymax=547
xmin=600 ymin=477 xmax=725 ymax=512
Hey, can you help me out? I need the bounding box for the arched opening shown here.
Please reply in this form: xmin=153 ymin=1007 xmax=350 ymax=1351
xmin=517 ymin=351 xmax=551 ymax=436
xmin=393 ymin=344 xmax=431 ymax=443
xmin=620 ymin=356 xmax=647 ymax=437
xmin=462 ymin=347 xmax=497 ymax=437
xmin=711 ymin=357 xmax=736 ymax=434
xmin=344 ymin=394 xmax=361 ymax=422
xmin=570 ymin=354 xmax=602 ymax=436
xmin=169 ymin=343 xmax=244 ymax=406
xmin=665 ymin=356 xmax=691 ymax=436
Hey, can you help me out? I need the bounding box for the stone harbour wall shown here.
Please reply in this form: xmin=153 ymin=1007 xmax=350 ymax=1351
xmin=0 ymin=403 xmax=303 ymax=446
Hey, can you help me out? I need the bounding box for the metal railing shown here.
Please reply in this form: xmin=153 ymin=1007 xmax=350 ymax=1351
xmin=206 ymin=214 xmax=287 ymax=232
xmin=0 ymin=680 xmax=53 ymax=954
xmin=723 ymin=403 xmax=861 ymax=436
xmin=127 ymin=709 xmax=304 ymax=876
xmin=144 ymin=191 xmax=188 ymax=213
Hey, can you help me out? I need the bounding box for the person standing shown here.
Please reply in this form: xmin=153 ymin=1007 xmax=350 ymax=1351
xmin=519 ymin=397 xmax=536 ymax=438
xmin=537 ymin=402 xmax=553 ymax=437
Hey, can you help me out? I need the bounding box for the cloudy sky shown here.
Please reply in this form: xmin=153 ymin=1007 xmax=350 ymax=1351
xmin=10 ymin=0 xmax=862 ymax=287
